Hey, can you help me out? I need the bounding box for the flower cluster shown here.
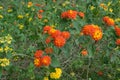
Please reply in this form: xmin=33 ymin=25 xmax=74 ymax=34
xmin=103 ymin=16 xmax=115 ymax=26
xmin=0 ymin=58 xmax=10 ymax=67
xmin=43 ymin=26 xmax=70 ymax=48
xmin=50 ymin=68 xmax=62 ymax=79
xmin=82 ymin=24 xmax=103 ymax=41
xmin=114 ymin=25 xmax=120 ymax=45
xmin=61 ymin=10 xmax=77 ymax=19
xmin=61 ymin=10 xmax=85 ymax=19
xmin=0 ymin=34 xmax=13 ymax=53
xmin=34 ymin=50 xmax=51 ymax=67
xmin=37 ymin=9 xmax=44 ymax=19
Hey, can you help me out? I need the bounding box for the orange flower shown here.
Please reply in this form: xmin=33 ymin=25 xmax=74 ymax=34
xmin=116 ymin=39 xmax=120 ymax=45
xmin=39 ymin=10 xmax=44 ymax=13
xmin=28 ymin=2 xmax=33 ymax=8
xmin=78 ymin=12 xmax=84 ymax=18
xmin=61 ymin=31 xmax=70 ymax=39
xmin=103 ymin=16 xmax=115 ymax=26
xmin=97 ymin=71 xmax=103 ymax=76
xmin=81 ymin=49 xmax=88 ymax=56
xmin=43 ymin=26 xmax=52 ymax=33
xmin=48 ymin=28 xmax=56 ymax=35
xmin=54 ymin=36 xmax=66 ymax=48
xmin=114 ymin=25 xmax=120 ymax=36
xmin=91 ymin=29 xmax=103 ymax=41
xmin=82 ymin=24 xmax=103 ymax=41
xmin=61 ymin=10 xmax=77 ymax=19
xmin=45 ymin=37 xmax=52 ymax=44
xmin=51 ymin=30 xmax=61 ymax=38
xmin=37 ymin=14 xmax=42 ymax=19
xmin=35 ymin=4 xmax=41 ymax=7
xmin=34 ymin=58 xmax=42 ymax=67
xmin=34 ymin=50 xmax=43 ymax=58
xmin=45 ymin=47 xmax=53 ymax=54
xmin=41 ymin=56 xmax=51 ymax=66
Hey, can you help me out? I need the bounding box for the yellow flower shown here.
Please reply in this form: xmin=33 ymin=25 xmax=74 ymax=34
xmin=25 ymin=13 xmax=29 ymax=17
xmin=18 ymin=15 xmax=24 ymax=19
xmin=43 ymin=77 xmax=49 ymax=80
xmin=90 ymin=6 xmax=95 ymax=10
xmin=50 ymin=68 xmax=62 ymax=79
xmin=0 ymin=14 xmax=3 ymax=19
xmin=27 ymin=2 xmax=33 ymax=8
xmin=109 ymin=8 xmax=113 ymax=12
xmin=107 ymin=1 xmax=112 ymax=6
xmin=100 ymin=3 xmax=108 ymax=11
xmin=4 ymin=46 xmax=10 ymax=53
xmin=43 ymin=19 xmax=48 ymax=23
xmin=18 ymin=24 xmax=24 ymax=29
xmin=115 ymin=18 xmax=120 ymax=22
xmin=0 ymin=47 xmax=3 ymax=52
xmin=28 ymin=17 xmax=32 ymax=22
xmin=0 ymin=37 xmax=5 ymax=43
xmin=5 ymin=34 xmax=12 ymax=44
xmin=7 ymin=9 xmax=13 ymax=13
xmin=0 ymin=58 xmax=10 ymax=67
xmin=0 ymin=6 xmax=3 ymax=9
xmin=70 ymin=72 xmax=75 ymax=76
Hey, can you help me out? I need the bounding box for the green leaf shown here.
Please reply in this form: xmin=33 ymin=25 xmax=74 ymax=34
xmin=51 ymin=56 xmax=60 ymax=67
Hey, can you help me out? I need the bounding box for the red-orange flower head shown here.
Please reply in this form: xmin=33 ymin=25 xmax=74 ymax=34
xmin=39 ymin=10 xmax=44 ymax=13
xmin=37 ymin=14 xmax=42 ymax=19
xmin=61 ymin=10 xmax=77 ymax=19
xmin=78 ymin=12 xmax=85 ymax=18
xmin=48 ymin=28 xmax=56 ymax=35
xmin=81 ymin=49 xmax=88 ymax=56
xmin=43 ymin=26 xmax=52 ymax=33
xmin=34 ymin=50 xmax=43 ymax=58
xmin=82 ymin=24 xmax=103 ymax=41
xmin=103 ymin=16 xmax=115 ymax=26
xmin=61 ymin=31 xmax=70 ymax=40
xmin=45 ymin=47 xmax=53 ymax=54
xmin=116 ymin=39 xmax=120 ymax=45
xmin=51 ymin=30 xmax=61 ymax=38
xmin=54 ymin=36 xmax=66 ymax=48
xmin=114 ymin=25 xmax=120 ymax=36
xmin=91 ymin=29 xmax=103 ymax=41
xmin=41 ymin=56 xmax=51 ymax=66
xmin=97 ymin=71 xmax=103 ymax=76
xmin=45 ymin=36 xmax=52 ymax=44
xmin=34 ymin=58 xmax=42 ymax=67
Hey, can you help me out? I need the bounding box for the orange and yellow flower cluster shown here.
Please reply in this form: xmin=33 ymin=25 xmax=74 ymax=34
xmin=103 ymin=16 xmax=115 ymax=26
xmin=43 ymin=26 xmax=70 ymax=48
xmin=61 ymin=10 xmax=84 ymax=19
xmin=82 ymin=24 xmax=103 ymax=41
xmin=34 ymin=50 xmax=51 ymax=67
xmin=50 ymin=68 xmax=62 ymax=79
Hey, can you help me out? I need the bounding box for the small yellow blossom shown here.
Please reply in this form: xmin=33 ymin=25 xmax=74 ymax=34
xmin=0 ymin=37 xmax=5 ymax=43
xmin=50 ymin=68 xmax=62 ymax=79
xmin=115 ymin=18 xmax=120 ymax=22
xmin=5 ymin=34 xmax=12 ymax=44
xmin=18 ymin=15 xmax=24 ymax=19
xmin=7 ymin=9 xmax=13 ymax=13
xmin=43 ymin=77 xmax=49 ymax=80
xmin=90 ymin=6 xmax=95 ymax=10
xmin=28 ymin=2 xmax=33 ymax=8
xmin=0 ymin=6 xmax=3 ymax=9
xmin=0 ymin=47 xmax=3 ymax=52
xmin=70 ymin=72 xmax=75 ymax=76
xmin=43 ymin=19 xmax=48 ymax=23
xmin=18 ymin=24 xmax=24 ymax=29
xmin=0 ymin=14 xmax=3 ymax=19
xmin=25 ymin=13 xmax=29 ymax=17
xmin=100 ymin=3 xmax=108 ymax=11
xmin=0 ymin=58 xmax=10 ymax=67
xmin=28 ymin=17 xmax=32 ymax=22
xmin=32 ymin=8 xmax=35 ymax=11
xmin=4 ymin=46 xmax=10 ymax=53
xmin=109 ymin=8 xmax=113 ymax=12
xmin=107 ymin=1 xmax=112 ymax=6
